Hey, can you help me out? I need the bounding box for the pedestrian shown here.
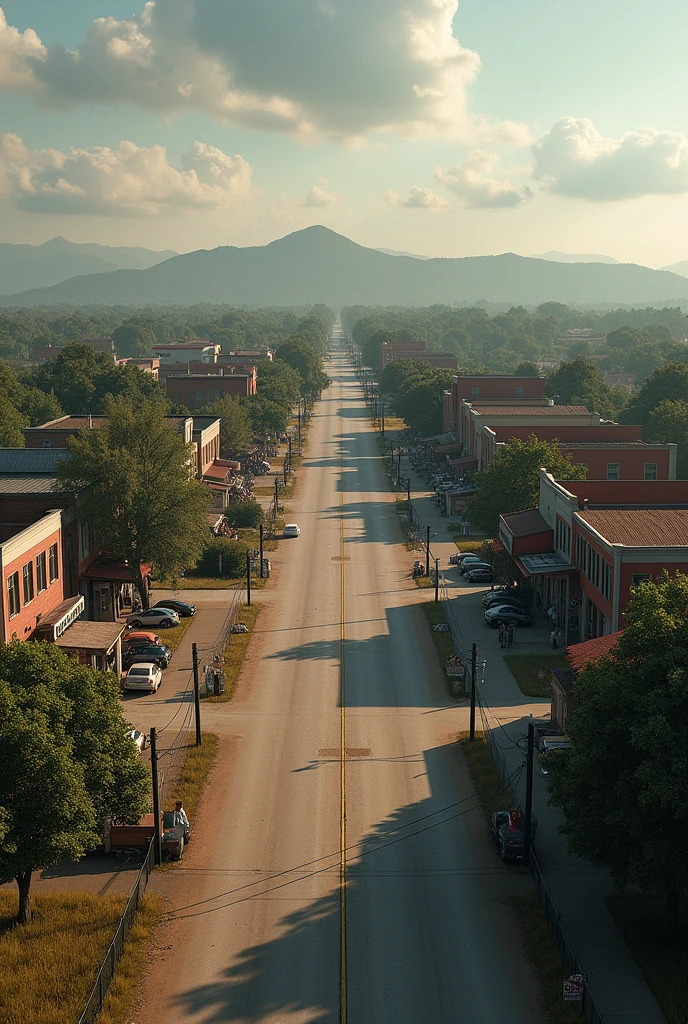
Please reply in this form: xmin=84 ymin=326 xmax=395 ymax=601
xmin=550 ymin=628 xmax=559 ymax=649
xmin=498 ymin=622 xmax=506 ymax=648
xmin=507 ymin=622 xmax=515 ymax=648
xmin=173 ymin=800 xmax=189 ymax=828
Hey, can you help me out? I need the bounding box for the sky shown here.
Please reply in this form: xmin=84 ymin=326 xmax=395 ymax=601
xmin=1 ymin=0 xmax=687 ymax=265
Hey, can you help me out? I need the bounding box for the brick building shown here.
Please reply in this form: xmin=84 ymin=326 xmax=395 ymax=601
xmin=444 ymin=374 xmax=547 ymax=437
xmin=152 ymin=341 xmax=220 ymax=364
xmin=380 ymin=340 xmax=457 ymax=372
xmin=499 ymin=470 xmax=688 ymax=644
xmin=166 ymin=373 xmax=255 ymax=407
xmin=0 ymin=510 xmax=64 ymax=643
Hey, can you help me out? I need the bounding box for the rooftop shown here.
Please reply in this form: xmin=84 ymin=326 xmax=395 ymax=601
xmin=152 ymin=341 xmax=216 ymax=349
xmin=0 ymin=449 xmax=67 ymax=474
xmin=567 ymin=631 xmax=623 ymax=674
xmin=0 ymin=476 xmax=59 ymax=494
xmin=54 ymin=620 xmax=125 ymax=654
xmin=471 ymin=405 xmax=591 ymax=417
xmin=501 ymin=509 xmax=552 ymax=537
xmin=561 ymin=442 xmax=658 ymax=449
xmin=578 ymin=508 xmax=688 ymax=546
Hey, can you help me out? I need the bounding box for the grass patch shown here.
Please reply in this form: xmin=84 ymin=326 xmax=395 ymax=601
xmin=420 ymin=602 xmax=467 ymax=697
xmin=606 ymin=894 xmax=688 ymax=1024
xmin=0 ymin=890 xmax=127 ymax=1024
xmin=511 ymin=893 xmax=583 ymax=1024
xmin=504 ymin=653 xmax=568 ymax=698
xmin=203 ymin=603 xmax=262 ymax=703
xmin=153 ymin=615 xmax=193 ymax=653
xmin=383 ymin=416 xmax=406 ymax=431
xmin=95 ymin=894 xmax=162 ymax=1024
xmin=414 ymin=575 xmax=434 ymax=588
xmin=458 ymin=731 xmax=517 ymax=819
xmin=163 ymin=731 xmax=220 ymax=819
xmin=450 ymin=535 xmax=489 ymax=552
xmin=152 ymin=576 xmax=267 ymax=591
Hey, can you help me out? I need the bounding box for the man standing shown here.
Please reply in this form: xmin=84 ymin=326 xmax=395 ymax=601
xmin=174 ymin=800 xmax=189 ymax=828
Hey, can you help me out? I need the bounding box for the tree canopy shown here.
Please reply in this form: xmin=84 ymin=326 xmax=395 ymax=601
xmin=463 ymin=435 xmax=586 ymax=535
xmin=621 ymin=362 xmax=688 ymax=425
xmin=394 ymin=366 xmax=455 ymax=436
xmin=644 ymin=399 xmax=688 ymax=478
xmin=56 ymin=397 xmax=212 ymax=604
xmin=546 ymin=358 xmax=625 ymax=419
xmin=0 ymin=642 xmax=149 ymax=922
xmin=546 ymin=572 xmax=688 ymax=927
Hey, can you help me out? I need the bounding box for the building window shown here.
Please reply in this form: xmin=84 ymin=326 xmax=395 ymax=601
xmin=606 ymin=463 xmax=620 ymax=481
xmin=42 ymin=439 xmax=51 ymax=448
xmin=22 ymin=561 xmax=34 ymax=605
xmin=7 ymin=572 xmax=20 ymax=618
xmin=471 ymin=387 xmax=479 ymax=395
xmin=49 ymin=543 xmax=59 ymax=582
xmin=601 ymin=559 xmax=612 ymax=601
xmin=644 ymin=463 xmax=658 ymax=481
xmin=516 ymin=386 xmax=523 ymax=396
xmin=631 ymin=573 xmax=651 ymax=588
xmin=36 ymin=551 xmax=47 ymax=593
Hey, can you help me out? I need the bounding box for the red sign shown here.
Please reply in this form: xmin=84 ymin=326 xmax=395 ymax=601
xmin=563 ymin=975 xmax=584 ymax=1002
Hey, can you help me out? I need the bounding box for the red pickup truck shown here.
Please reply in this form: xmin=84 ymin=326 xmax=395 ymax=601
xmin=109 ymin=812 xmax=189 ymax=860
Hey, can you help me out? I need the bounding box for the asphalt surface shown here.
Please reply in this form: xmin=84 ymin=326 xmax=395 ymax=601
xmin=136 ymin=345 xmax=542 ymax=1024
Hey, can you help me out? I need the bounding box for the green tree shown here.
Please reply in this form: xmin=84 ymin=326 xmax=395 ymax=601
xmin=0 ymin=641 xmax=149 ymax=923
xmin=244 ymin=394 xmax=289 ymax=436
xmin=277 ymin=337 xmax=328 ymax=397
xmin=514 ymin=361 xmax=540 ymax=377
xmin=56 ymin=397 xmax=212 ymax=606
xmin=463 ymin=435 xmax=586 ymax=535
xmin=223 ymin=499 xmax=264 ymax=529
xmin=395 ymin=367 xmax=454 ymax=436
xmin=112 ymin=323 xmax=155 ymax=358
xmin=546 ymin=572 xmax=688 ymax=929
xmin=256 ymin=358 xmax=302 ymax=408
xmin=195 ymin=538 xmax=249 ymax=578
xmin=0 ymin=396 xmax=27 ymax=446
xmin=621 ymin=362 xmax=688 ymax=424
xmin=546 ymin=358 xmax=624 ymax=419
xmin=645 ymin=399 xmax=688 ymax=477
xmin=205 ymin=395 xmax=253 ymax=455
xmin=18 ymin=387 xmax=63 ymax=426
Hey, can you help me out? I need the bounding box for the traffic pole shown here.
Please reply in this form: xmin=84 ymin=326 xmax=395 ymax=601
xmin=522 ymin=721 xmax=535 ymax=867
xmin=434 ymin=558 xmax=440 ymax=603
xmin=425 ymin=525 xmax=430 ymax=577
xmin=259 ymin=523 xmax=264 ymax=578
xmin=469 ymin=643 xmax=477 ymax=741
xmin=246 ymin=550 xmax=251 ymax=607
xmin=150 ymin=727 xmax=162 ymax=865
xmin=192 ymin=643 xmax=201 ymax=746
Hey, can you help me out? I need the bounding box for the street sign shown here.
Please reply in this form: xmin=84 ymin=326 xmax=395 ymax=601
xmin=563 ymin=975 xmax=584 ymax=1002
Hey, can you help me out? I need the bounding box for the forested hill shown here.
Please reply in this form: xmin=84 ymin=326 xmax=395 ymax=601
xmin=3 ymin=226 xmax=688 ymax=308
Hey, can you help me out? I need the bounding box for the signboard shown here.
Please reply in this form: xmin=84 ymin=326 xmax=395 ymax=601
xmin=563 ymin=975 xmax=584 ymax=1002
xmin=52 ymin=596 xmax=85 ymax=639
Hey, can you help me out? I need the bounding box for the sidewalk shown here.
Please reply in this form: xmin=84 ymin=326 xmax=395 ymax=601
xmin=397 ymin=445 xmax=667 ymax=1024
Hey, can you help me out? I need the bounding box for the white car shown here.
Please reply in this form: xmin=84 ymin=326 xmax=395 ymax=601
xmin=127 ymin=728 xmax=146 ymax=752
xmin=126 ymin=607 xmax=181 ymax=629
xmin=283 ymin=523 xmax=301 ymax=538
xmin=123 ymin=663 xmax=163 ymax=692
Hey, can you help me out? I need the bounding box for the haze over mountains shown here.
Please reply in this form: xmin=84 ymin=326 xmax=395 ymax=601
xmin=661 ymin=261 xmax=688 ymax=278
xmin=532 ymin=251 xmax=620 ymax=265
xmin=2 ymin=226 xmax=688 ymax=309
xmin=0 ymin=237 xmax=177 ymax=295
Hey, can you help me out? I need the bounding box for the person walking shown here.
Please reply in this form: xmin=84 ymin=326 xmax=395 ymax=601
xmin=498 ymin=622 xmax=506 ymax=649
xmin=550 ymin=627 xmax=559 ymax=649
xmin=507 ymin=622 xmax=515 ymax=648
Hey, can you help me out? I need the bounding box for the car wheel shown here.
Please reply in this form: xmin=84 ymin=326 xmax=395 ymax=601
xmin=160 ymin=618 xmax=172 ymax=628
xmin=129 ymin=620 xmax=142 ymax=628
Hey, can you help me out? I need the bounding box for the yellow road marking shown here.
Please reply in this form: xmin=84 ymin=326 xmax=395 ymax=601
xmin=339 ymin=377 xmax=347 ymax=1024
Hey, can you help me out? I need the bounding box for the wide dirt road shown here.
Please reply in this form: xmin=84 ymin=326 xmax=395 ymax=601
xmin=137 ymin=350 xmax=540 ymax=1024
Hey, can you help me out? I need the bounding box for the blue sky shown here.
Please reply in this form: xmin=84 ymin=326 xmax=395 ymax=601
xmin=1 ymin=0 xmax=687 ymax=265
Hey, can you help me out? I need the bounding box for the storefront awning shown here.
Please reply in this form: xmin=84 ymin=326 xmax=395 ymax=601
xmin=448 ymin=456 xmax=479 ymax=469
xmin=81 ymin=557 xmax=150 ymax=583
xmin=433 ymin=442 xmax=462 ymax=454
xmin=516 ymin=552 xmax=577 ymax=577
xmin=32 ymin=596 xmax=85 ymax=641
xmin=54 ymin=620 xmax=125 ymax=656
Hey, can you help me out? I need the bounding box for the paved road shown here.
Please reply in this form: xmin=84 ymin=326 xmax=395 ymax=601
xmin=136 ymin=348 xmax=542 ymax=1024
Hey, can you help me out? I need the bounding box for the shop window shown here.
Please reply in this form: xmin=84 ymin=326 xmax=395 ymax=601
xmin=644 ymin=463 xmax=658 ymax=481
xmin=606 ymin=463 xmax=620 ymax=481
xmin=631 ymin=573 xmax=651 ymax=588
xmin=7 ymin=572 xmax=20 ymax=618
xmin=49 ymin=543 xmax=59 ymax=582
xmin=36 ymin=551 xmax=47 ymax=593
xmin=22 ymin=561 xmax=34 ymax=605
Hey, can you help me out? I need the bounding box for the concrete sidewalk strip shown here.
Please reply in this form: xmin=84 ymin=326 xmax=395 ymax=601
xmin=391 ymin=441 xmax=668 ymax=1024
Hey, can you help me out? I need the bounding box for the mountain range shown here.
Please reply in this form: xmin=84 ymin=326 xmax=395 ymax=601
xmin=660 ymin=260 xmax=688 ymax=278
xmin=0 ymin=237 xmax=177 ymax=295
xmin=2 ymin=226 xmax=688 ymax=308
xmin=531 ymin=250 xmax=620 ymax=265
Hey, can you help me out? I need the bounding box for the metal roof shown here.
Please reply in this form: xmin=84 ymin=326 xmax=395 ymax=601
xmin=0 ymin=449 xmax=68 ymax=473
xmin=578 ymin=508 xmax=688 ymax=546
xmin=0 ymin=476 xmax=59 ymax=494
xmin=501 ymin=509 xmax=552 ymax=537
xmin=471 ymin=405 xmax=591 ymax=416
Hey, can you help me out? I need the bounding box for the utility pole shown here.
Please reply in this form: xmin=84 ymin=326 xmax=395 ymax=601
xmin=288 ymin=435 xmax=292 ymax=473
xmin=149 ymin=726 xmax=162 ymax=866
xmin=298 ymin=401 xmax=301 ymax=445
xmin=434 ymin=558 xmax=440 ymax=602
xmin=246 ymin=550 xmax=251 ymax=607
xmin=425 ymin=525 xmax=430 ymax=577
xmin=397 ymin=446 xmax=402 ymax=485
xmin=407 ymin=478 xmax=412 ymax=521
xmin=274 ymin=476 xmax=278 ymax=517
xmin=522 ymin=721 xmax=535 ymax=867
xmin=381 ymin=398 xmax=385 ymax=438
xmin=469 ymin=643 xmax=477 ymax=740
xmin=192 ymin=643 xmax=202 ymax=746
xmin=259 ymin=523 xmax=264 ymax=578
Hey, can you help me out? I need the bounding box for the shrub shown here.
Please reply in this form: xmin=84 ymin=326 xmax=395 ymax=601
xmin=195 ymin=538 xmax=249 ymax=578
xmin=224 ymin=499 xmax=264 ymax=529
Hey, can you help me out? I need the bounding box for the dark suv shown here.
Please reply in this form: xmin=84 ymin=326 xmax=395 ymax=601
xmin=122 ymin=644 xmax=172 ymax=669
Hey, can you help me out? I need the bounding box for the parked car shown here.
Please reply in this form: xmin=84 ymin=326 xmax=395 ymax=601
xmin=539 ymin=736 xmax=573 ymax=774
xmin=122 ymin=644 xmax=172 ymax=669
xmin=460 ymin=560 xmax=492 ymax=576
xmin=123 ymin=630 xmax=162 ymax=647
xmin=491 ymin=809 xmax=536 ymax=862
xmin=465 ymin=568 xmax=496 ymax=583
xmin=482 ymin=589 xmax=532 ymax=609
xmin=484 ymin=605 xmax=533 ymax=627
xmin=126 ymin=607 xmax=181 ymax=629
xmin=153 ymin=599 xmax=196 ymax=618
xmin=123 ymin=663 xmax=163 ymax=692
xmin=283 ymin=523 xmax=301 ymax=538
xmin=162 ymin=810 xmax=189 ymax=860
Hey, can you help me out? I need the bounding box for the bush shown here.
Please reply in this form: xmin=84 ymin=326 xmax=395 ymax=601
xmin=195 ymin=538 xmax=249 ymax=578
xmin=224 ymin=499 xmax=264 ymax=529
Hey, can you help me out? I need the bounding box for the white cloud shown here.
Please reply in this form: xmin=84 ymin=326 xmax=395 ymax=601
xmin=0 ymin=1 xmax=512 ymax=141
xmin=0 ymin=134 xmax=252 ymax=214
xmin=0 ymin=8 xmax=45 ymax=88
xmin=303 ymin=183 xmax=337 ymax=208
xmin=436 ymin=150 xmax=533 ymax=208
xmin=385 ymin=185 xmax=449 ymax=210
xmin=533 ymin=117 xmax=688 ymax=201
